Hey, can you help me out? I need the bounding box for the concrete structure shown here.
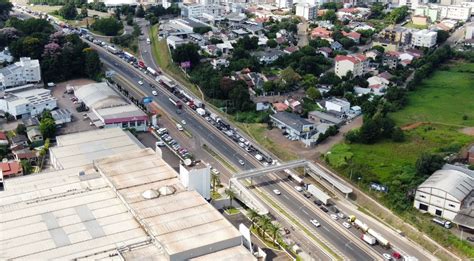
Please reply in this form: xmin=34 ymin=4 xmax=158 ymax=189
xmin=296 ymin=4 xmax=317 ymax=20
xmin=438 ymin=5 xmax=471 ymax=21
xmin=325 ymin=98 xmax=351 ymax=113
xmin=1 ymin=128 xmax=254 ymax=260
xmin=0 ymin=88 xmax=57 ymax=119
xmin=278 ymin=0 xmax=293 ymax=9
xmin=75 ymin=82 xmax=147 ymax=131
xmin=86 ymin=0 xmax=136 ymax=7
xmin=411 ymin=29 xmax=437 ymax=47
xmin=26 ymin=127 xmax=43 ymax=143
xmin=399 ymin=0 xmax=420 ymax=9
xmin=179 ymin=161 xmax=211 ymax=200
xmin=0 ymin=57 xmax=41 ymax=92
xmin=334 ymin=54 xmax=368 ymax=78
xmin=414 ymin=6 xmax=440 ymax=22
xmin=378 ymin=26 xmax=412 ymax=46
xmin=414 ymin=164 xmax=474 ymax=228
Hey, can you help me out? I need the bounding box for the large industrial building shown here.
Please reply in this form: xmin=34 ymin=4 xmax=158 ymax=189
xmin=74 ymin=82 xmax=148 ymax=131
xmin=0 ymin=128 xmax=254 ymax=260
xmin=414 ymin=164 xmax=474 ymax=229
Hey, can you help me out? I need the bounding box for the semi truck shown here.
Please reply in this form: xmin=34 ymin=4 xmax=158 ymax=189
xmin=349 ymin=215 xmax=390 ymax=248
xmin=307 ymin=184 xmax=331 ymax=205
xmin=361 ymin=234 xmax=376 ymax=245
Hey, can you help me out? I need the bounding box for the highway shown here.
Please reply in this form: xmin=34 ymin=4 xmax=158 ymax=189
xmin=93 ymin=42 xmax=379 ymax=260
xmin=13 ymin=7 xmax=435 ymax=260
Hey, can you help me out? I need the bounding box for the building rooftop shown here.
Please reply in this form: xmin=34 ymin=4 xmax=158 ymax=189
xmin=95 ymin=104 xmax=147 ymax=124
xmin=418 ymin=164 xmax=474 ymax=202
xmin=75 ymin=82 xmax=128 ymax=110
xmin=270 ymin=111 xmax=314 ymax=132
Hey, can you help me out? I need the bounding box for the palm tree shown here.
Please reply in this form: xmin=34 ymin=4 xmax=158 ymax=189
xmin=247 ymin=208 xmax=260 ymax=229
xmin=258 ymin=215 xmax=272 ymax=238
xmin=225 ymin=188 xmax=236 ymax=209
xmin=211 ymin=173 xmax=220 ymax=193
xmin=269 ymin=222 xmax=281 ymax=243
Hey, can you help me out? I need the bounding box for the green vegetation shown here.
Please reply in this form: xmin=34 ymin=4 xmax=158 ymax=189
xmin=58 ymin=2 xmax=77 ymax=20
xmin=391 ymin=63 xmax=474 ymax=126
xmin=404 ymin=22 xmax=428 ymax=30
xmin=90 ymin=17 xmax=123 ymax=36
xmin=224 ymin=207 xmax=240 ymax=215
xmin=327 ymin=61 xmax=474 ymax=259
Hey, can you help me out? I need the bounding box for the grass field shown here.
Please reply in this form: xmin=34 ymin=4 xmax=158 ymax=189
xmin=391 ymin=62 xmax=474 ymax=127
xmin=326 ymin=61 xmax=474 ymax=259
xmin=404 ymin=22 xmax=428 ymax=30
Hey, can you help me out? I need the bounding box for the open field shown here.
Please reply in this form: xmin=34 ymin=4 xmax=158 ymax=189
xmin=326 ymin=61 xmax=474 ymax=259
xmin=391 ymin=62 xmax=474 ymax=127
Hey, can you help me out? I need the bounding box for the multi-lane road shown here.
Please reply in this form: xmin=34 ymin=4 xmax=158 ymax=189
xmin=13 ymin=7 xmax=437 ymax=260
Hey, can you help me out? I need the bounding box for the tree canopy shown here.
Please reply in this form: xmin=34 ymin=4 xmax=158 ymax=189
xmin=59 ymin=2 xmax=78 ymax=20
xmin=91 ymin=17 xmax=123 ymax=36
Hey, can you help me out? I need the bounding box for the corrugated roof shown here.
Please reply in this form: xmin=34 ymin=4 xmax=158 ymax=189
xmin=418 ymin=166 xmax=474 ymax=202
xmin=74 ymin=82 xmax=128 ymax=110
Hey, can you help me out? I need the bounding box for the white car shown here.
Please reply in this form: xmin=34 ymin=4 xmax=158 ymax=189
xmin=152 ymin=90 xmax=157 ymax=96
xmin=181 ymin=120 xmax=186 ymax=125
xmin=330 ymin=214 xmax=339 ymax=220
xmin=382 ymin=253 xmax=392 ymax=260
xmin=342 ymin=222 xmax=351 ymax=229
xmin=310 ymin=219 xmax=320 ymax=227
xmin=176 ymin=124 xmax=183 ymax=131
xmin=238 ymin=159 xmax=245 ymax=165
xmin=337 ymin=212 xmax=345 ymax=219
xmin=211 ymin=168 xmax=220 ymax=175
xmin=138 ymin=80 xmax=144 ymax=85
xmin=295 ymin=186 xmax=303 ymax=192
xmin=273 ymin=189 xmax=281 ymax=195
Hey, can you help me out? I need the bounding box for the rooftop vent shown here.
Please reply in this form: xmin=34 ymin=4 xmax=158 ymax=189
xmin=142 ymin=189 xmax=159 ymax=199
xmin=158 ymin=186 xmax=176 ymax=196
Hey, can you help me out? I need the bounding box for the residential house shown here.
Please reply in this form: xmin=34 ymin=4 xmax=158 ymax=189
xmin=367 ymin=75 xmax=390 ymax=95
xmin=284 ymin=46 xmax=299 ymax=54
xmin=202 ymin=44 xmax=219 ymax=56
xmin=22 ymin=117 xmax=39 ymax=128
xmin=365 ymin=49 xmax=381 ymax=60
xmin=335 ymin=54 xmax=368 ymax=78
xmin=331 ymin=41 xmax=343 ymax=51
xmin=311 ymin=27 xmax=332 ymax=41
xmin=0 ymin=160 xmax=23 ymax=178
xmin=272 ymin=102 xmax=289 ymax=112
xmin=10 ymin=134 xmax=28 ymax=148
xmin=256 ymin=102 xmax=271 ymax=111
xmin=276 ymin=36 xmax=287 ymax=45
xmin=254 ymin=49 xmax=284 ymax=64
xmin=285 ymin=99 xmax=302 ymax=113
xmin=317 ymin=47 xmax=333 ymax=58
xmin=0 ymin=132 xmax=8 ymax=146
xmin=216 ymin=41 xmax=234 ymax=54
xmin=211 ymin=58 xmax=229 ymax=69
xmin=0 ymin=47 xmax=13 ymax=64
xmin=342 ymin=31 xmax=361 ymax=43
xmin=337 ymin=8 xmax=360 ymax=19
xmin=325 ymin=98 xmax=351 ymax=113
xmin=26 ymin=127 xmax=43 ymax=144
xmin=382 ymin=51 xmax=400 ymax=69
xmin=12 ymin=148 xmax=38 ymax=163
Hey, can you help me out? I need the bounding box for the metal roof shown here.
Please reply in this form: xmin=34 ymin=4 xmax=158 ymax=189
xmin=418 ymin=166 xmax=474 ymax=202
xmin=270 ymin=111 xmax=314 ymax=132
xmin=74 ymin=82 xmax=128 ymax=110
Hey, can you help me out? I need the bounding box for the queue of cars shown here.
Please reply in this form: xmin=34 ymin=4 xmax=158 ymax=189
xmin=154 ymin=127 xmax=192 ymax=160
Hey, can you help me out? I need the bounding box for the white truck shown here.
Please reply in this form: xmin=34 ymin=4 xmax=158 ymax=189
xmin=196 ymin=108 xmax=206 ymax=116
xmin=361 ymin=234 xmax=376 ymax=245
xmin=106 ymin=45 xmax=119 ymax=54
xmin=432 ymin=218 xmax=452 ymax=229
xmin=147 ymin=67 xmax=157 ymax=76
xmin=255 ymin=154 xmax=263 ymax=161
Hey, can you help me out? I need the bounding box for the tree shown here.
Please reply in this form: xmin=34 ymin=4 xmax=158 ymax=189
xmin=369 ymin=3 xmax=385 ymax=19
xmin=247 ymin=208 xmax=260 ymax=229
xmin=266 ymin=39 xmax=277 ymax=48
xmin=225 ymin=188 xmax=236 ymax=209
xmin=172 ymin=43 xmax=200 ymax=68
xmin=193 ymin=26 xmax=211 ymax=34
xmin=91 ymin=17 xmax=123 ymax=36
xmin=16 ymin=124 xmax=26 ymax=135
xmin=322 ymin=10 xmax=337 ymax=23
xmin=83 ymin=48 xmax=102 ymax=80
xmin=269 ymin=222 xmax=281 ymax=243
xmin=385 ymin=6 xmax=409 ymax=24
xmin=39 ymin=117 xmax=56 ymax=139
xmin=0 ymin=0 xmax=13 ymax=21
xmin=80 ymin=6 xmax=88 ymax=18
xmin=391 ymin=127 xmax=405 ymax=142
xmin=306 ymin=86 xmax=321 ymax=100
xmin=59 ymin=2 xmax=78 ymax=20
xmin=114 ymin=7 xmax=121 ymax=20
xmin=211 ymin=172 xmax=219 ymax=193
xmin=258 ymin=215 xmax=272 ymax=237
xmin=437 ymin=30 xmax=449 ymax=44
xmin=21 ymin=159 xmax=33 ymax=174
xmin=416 ymin=153 xmax=444 ymax=177
xmin=135 ymin=4 xmax=145 ymax=18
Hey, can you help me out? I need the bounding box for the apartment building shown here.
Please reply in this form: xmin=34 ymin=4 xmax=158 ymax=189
xmin=411 ymin=29 xmax=438 ymax=47
xmin=378 ymin=26 xmax=412 ymax=46
xmin=0 ymin=57 xmax=41 ymax=92
xmin=296 ymin=3 xmax=317 ymax=20
xmin=335 ymin=54 xmax=368 ymax=78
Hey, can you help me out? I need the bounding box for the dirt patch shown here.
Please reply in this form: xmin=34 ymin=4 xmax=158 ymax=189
xmin=401 ymin=122 xmax=427 ymax=131
xmin=460 ymin=127 xmax=474 ymax=136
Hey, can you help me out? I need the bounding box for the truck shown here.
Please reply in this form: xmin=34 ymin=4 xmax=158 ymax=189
xmin=432 ymin=218 xmax=452 ymax=229
xmin=193 ymin=99 xmax=204 ymax=108
xmin=367 ymin=228 xmax=390 ymax=248
xmin=168 ymin=96 xmax=183 ymax=109
xmin=255 ymin=154 xmax=263 ymax=161
xmin=196 ymin=108 xmax=206 ymax=116
xmin=147 ymin=67 xmax=157 ymax=76
xmin=348 ymin=215 xmax=369 ymax=232
xmin=307 ymin=184 xmax=331 ymax=205
xmin=106 ymin=45 xmax=119 ymax=54
xmin=361 ymin=234 xmax=376 ymax=245
xmin=159 ymin=75 xmax=177 ymax=90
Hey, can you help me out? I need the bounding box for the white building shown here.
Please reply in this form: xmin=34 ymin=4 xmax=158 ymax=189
xmin=0 ymin=57 xmax=41 ymax=92
xmin=411 ymin=29 xmax=438 ymax=47
xmin=166 ymin=35 xmax=189 ymax=49
xmin=399 ymin=0 xmax=420 ymax=9
xmin=438 ymin=5 xmax=471 ymax=21
xmin=414 ymin=165 xmax=474 ymax=228
xmin=179 ymin=161 xmax=211 ymax=200
xmin=296 ymin=4 xmax=317 ymax=20
xmin=278 ymin=0 xmax=293 ymax=9
xmin=0 ymin=47 xmax=13 ymax=64
xmin=334 ymin=54 xmax=368 ymax=78
xmin=466 ymin=22 xmax=474 ymax=39
xmin=0 ymin=88 xmax=57 ymax=119
xmin=325 ymin=98 xmax=350 ymax=113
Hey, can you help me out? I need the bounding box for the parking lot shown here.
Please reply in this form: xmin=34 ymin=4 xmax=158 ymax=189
xmin=51 ymin=79 xmax=97 ymax=135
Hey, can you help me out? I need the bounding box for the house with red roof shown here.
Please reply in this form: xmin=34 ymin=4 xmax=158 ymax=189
xmin=0 ymin=160 xmax=23 ymax=178
xmin=335 ymin=54 xmax=368 ymax=78
xmin=0 ymin=132 xmax=8 ymax=146
xmin=342 ymin=31 xmax=361 ymax=43
xmin=273 ymin=102 xmax=289 ymax=112
xmin=310 ymin=27 xmax=332 ymax=41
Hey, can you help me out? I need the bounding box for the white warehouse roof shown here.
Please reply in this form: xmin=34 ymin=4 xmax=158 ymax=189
xmin=74 ymin=82 xmax=128 ymax=110
xmin=418 ymin=166 xmax=474 ymax=202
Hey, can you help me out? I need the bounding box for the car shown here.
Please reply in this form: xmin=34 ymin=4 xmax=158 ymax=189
xmin=320 ymin=206 xmax=329 ymax=212
xmin=238 ymin=159 xmax=245 ymax=165
xmin=314 ymin=200 xmax=323 ymax=206
xmin=211 ymin=168 xmax=220 ymax=175
xmin=152 ymin=90 xmax=157 ymax=96
xmin=176 ymin=124 xmax=183 ymax=131
xmin=273 ymin=189 xmax=281 ymax=195
xmin=310 ymin=219 xmax=320 ymax=227
xmin=337 ymin=212 xmax=345 ymax=219
xmin=283 ymin=227 xmax=290 ymax=234
xmin=330 ymin=214 xmax=338 ymax=220
xmin=238 ymin=142 xmax=245 ymax=147
xmin=382 ymin=253 xmax=392 ymax=260
xmin=342 ymin=222 xmax=351 ymax=229
xmin=295 ymin=186 xmax=303 ymax=192
xmin=156 ymin=141 xmax=165 ymax=147
xmin=391 ymin=252 xmax=402 ymax=259
xmin=303 ymin=192 xmax=311 ymax=198
xmin=181 ymin=120 xmax=186 ymax=125
xmin=138 ymin=80 xmax=143 ymax=85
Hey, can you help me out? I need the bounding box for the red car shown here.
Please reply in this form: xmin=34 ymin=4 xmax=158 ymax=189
xmin=392 ymin=252 xmax=402 ymax=259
